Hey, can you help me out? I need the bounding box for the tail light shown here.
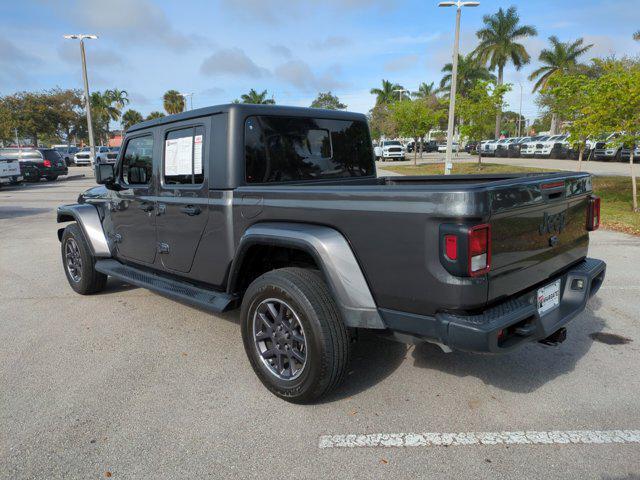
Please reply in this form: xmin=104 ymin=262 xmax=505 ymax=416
xmin=439 ymin=223 xmax=492 ymax=277
xmin=468 ymin=224 xmax=491 ymax=276
xmin=587 ymin=195 xmax=600 ymax=231
xmin=43 ymin=159 xmax=51 ymax=167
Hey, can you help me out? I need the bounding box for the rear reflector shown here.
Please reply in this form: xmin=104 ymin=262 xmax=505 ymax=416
xmin=444 ymin=235 xmax=458 ymax=260
xmin=468 ymin=224 xmax=491 ymax=276
xmin=587 ymin=195 xmax=601 ymax=231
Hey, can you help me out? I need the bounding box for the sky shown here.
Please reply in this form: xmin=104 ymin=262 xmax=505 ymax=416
xmin=1 ymin=0 xmax=639 ymax=124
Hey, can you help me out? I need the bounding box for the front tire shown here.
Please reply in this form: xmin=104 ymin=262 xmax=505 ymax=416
xmin=241 ymin=267 xmax=349 ymax=403
xmin=61 ymin=223 xmax=107 ymax=295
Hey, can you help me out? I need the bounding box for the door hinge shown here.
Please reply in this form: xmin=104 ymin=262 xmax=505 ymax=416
xmin=157 ymin=242 xmax=170 ymax=254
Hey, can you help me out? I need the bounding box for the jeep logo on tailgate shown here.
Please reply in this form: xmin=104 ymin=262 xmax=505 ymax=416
xmin=539 ymin=211 xmax=566 ymax=235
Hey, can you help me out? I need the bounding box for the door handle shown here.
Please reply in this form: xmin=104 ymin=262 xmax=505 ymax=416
xmin=180 ymin=205 xmax=201 ymax=216
xmin=139 ymin=203 xmax=154 ymax=212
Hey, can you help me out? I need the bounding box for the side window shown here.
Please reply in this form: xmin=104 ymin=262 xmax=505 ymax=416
xmin=121 ymin=136 xmax=153 ymax=185
xmin=163 ymin=126 xmax=205 ymax=185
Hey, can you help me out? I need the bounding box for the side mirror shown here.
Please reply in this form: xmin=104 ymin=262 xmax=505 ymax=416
xmin=95 ymin=163 xmax=121 ymax=190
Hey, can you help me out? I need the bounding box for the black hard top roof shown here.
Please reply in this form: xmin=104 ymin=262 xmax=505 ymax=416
xmin=128 ymin=104 xmax=368 ymax=133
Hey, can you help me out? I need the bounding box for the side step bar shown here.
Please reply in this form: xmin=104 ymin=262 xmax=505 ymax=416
xmin=95 ymin=259 xmax=238 ymax=313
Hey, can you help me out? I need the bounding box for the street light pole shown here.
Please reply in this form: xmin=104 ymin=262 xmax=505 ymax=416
xmin=439 ymin=1 xmax=479 ymax=175
xmin=64 ymin=34 xmax=98 ymax=173
xmin=393 ymin=88 xmax=410 ymax=101
xmin=518 ymin=82 xmax=523 ymax=137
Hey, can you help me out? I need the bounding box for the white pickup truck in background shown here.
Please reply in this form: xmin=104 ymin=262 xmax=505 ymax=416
xmin=0 ymin=157 xmax=23 ymax=186
xmin=374 ymin=140 xmax=406 ymax=161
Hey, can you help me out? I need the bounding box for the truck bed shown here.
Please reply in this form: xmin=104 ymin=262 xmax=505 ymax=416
xmin=231 ymin=171 xmax=592 ymax=317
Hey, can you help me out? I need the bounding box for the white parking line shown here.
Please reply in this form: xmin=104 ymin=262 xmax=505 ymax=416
xmin=319 ymin=430 xmax=640 ymax=449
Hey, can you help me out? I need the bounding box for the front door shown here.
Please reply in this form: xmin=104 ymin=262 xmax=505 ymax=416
xmin=155 ymin=124 xmax=209 ymax=273
xmin=110 ymin=134 xmax=157 ymax=265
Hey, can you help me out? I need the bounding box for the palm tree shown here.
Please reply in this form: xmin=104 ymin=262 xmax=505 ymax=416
xmin=146 ymin=111 xmax=165 ymax=121
xmin=528 ymin=36 xmax=593 ymax=92
xmin=634 ymin=30 xmax=640 ymax=41
xmin=122 ymin=109 xmax=144 ymax=131
xmin=411 ymin=82 xmax=436 ymax=99
xmin=528 ymin=36 xmax=593 ymax=134
xmin=370 ymin=79 xmax=404 ymax=105
xmin=239 ymin=89 xmax=275 ymax=104
xmin=439 ymin=53 xmax=496 ymax=97
xmin=163 ymin=90 xmax=185 ymax=114
xmin=474 ymin=6 xmax=537 ymax=136
xmin=90 ymin=91 xmax=120 ymax=144
xmin=106 ymin=88 xmax=129 ymax=133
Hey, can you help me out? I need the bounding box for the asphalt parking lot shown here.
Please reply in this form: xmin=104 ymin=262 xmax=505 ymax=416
xmin=1 ymin=168 xmax=639 ymax=479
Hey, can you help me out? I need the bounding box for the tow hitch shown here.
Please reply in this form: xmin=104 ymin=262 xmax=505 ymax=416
xmin=539 ymin=327 xmax=567 ymax=346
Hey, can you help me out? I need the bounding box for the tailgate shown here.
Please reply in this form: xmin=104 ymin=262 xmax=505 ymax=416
xmin=487 ymin=174 xmax=592 ymax=303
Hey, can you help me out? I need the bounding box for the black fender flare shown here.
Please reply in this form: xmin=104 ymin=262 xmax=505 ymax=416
xmin=56 ymin=204 xmax=111 ymax=257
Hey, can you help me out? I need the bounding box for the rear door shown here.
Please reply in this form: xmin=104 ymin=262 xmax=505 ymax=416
xmin=487 ymin=175 xmax=592 ymax=303
xmin=155 ymin=122 xmax=210 ymax=273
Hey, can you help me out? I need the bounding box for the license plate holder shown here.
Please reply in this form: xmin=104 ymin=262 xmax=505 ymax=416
xmin=537 ymin=279 xmax=561 ymax=316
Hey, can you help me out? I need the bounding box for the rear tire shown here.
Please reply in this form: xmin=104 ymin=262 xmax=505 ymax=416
xmin=46 ymin=175 xmax=59 ymax=181
xmin=241 ymin=267 xmax=349 ymax=404
xmin=61 ymin=223 xmax=107 ymax=295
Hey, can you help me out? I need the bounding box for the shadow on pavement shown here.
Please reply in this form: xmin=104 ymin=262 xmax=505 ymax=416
xmin=0 ymin=206 xmax=51 ymax=219
xmin=410 ymin=303 xmax=607 ymax=393
xmin=321 ymin=331 xmax=408 ymax=403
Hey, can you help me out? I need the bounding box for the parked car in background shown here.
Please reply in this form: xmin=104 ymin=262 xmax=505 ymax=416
xmin=0 ymin=147 xmax=68 ymax=182
xmin=437 ymin=142 xmax=459 ymax=153
xmin=464 ymin=141 xmax=479 ymax=154
xmin=495 ymin=138 xmax=521 ymax=158
xmin=374 ymin=140 xmax=405 ymax=161
xmin=73 ymin=146 xmax=110 ymax=165
xmin=0 ymin=157 xmax=23 ymax=186
xmin=535 ymin=135 xmax=570 ymax=159
xmin=593 ymin=133 xmax=624 ymax=162
xmin=104 ymin=147 xmax=120 ymax=164
xmin=520 ymin=136 xmax=549 ymax=158
xmin=53 ymin=145 xmax=79 ymax=166
xmin=481 ymin=139 xmax=499 ymax=157
xmin=507 ymin=137 xmax=531 ymax=158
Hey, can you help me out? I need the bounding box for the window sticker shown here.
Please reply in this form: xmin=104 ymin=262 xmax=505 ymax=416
xmin=165 ymin=136 xmax=193 ymax=176
xmin=194 ymin=134 xmax=203 ymax=174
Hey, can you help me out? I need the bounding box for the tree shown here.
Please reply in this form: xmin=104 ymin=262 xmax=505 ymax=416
xmin=500 ymin=110 xmax=526 ymax=137
xmin=106 ymin=88 xmax=129 ymax=131
xmin=584 ymin=60 xmax=640 ymax=211
xmin=456 ymin=81 xmax=511 ymax=167
xmin=474 ymin=6 xmax=537 ymax=136
xmin=163 ymin=90 xmax=185 ymax=114
xmin=528 ymin=36 xmax=593 ymax=134
xmin=146 ymin=111 xmax=165 ymax=121
xmin=370 ymin=79 xmax=404 ymax=105
xmin=310 ymin=91 xmax=347 ymax=110
xmin=634 ymin=31 xmax=640 ymax=41
xmin=391 ymin=98 xmax=445 ymax=165
xmin=90 ymin=91 xmax=120 ymax=145
xmin=411 ymin=82 xmax=436 ymax=99
xmin=439 ymin=53 xmax=495 ymax=98
xmin=122 ymin=109 xmax=144 ymax=131
xmin=239 ymin=89 xmax=275 ymax=104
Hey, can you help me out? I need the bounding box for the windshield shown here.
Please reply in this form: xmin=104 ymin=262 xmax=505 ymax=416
xmin=383 ymin=141 xmax=401 ymax=146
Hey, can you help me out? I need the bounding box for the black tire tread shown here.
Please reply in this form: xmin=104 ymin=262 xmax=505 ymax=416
xmin=61 ymin=223 xmax=108 ymax=295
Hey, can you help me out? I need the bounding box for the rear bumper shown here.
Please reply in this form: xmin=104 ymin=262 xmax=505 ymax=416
xmin=380 ymin=257 xmax=606 ymax=353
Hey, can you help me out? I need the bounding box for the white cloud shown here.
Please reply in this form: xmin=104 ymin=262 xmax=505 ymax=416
xmin=274 ymin=60 xmax=348 ymax=92
xmin=68 ymin=0 xmax=199 ymax=50
xmin=384 ymin=54 xmax=419 ymax=72
xmin=309 ymin=36 xmax=352 ymax=50
xmin=269 ymin=44 xmax=292 ymax=58
xmin=200 ymin=48 xmax=270 ymax=77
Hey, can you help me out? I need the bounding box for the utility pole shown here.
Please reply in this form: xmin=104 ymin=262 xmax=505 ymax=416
xmin=64 ymin=34 xmax=98 ymax=174
xmin=438 ymin=1 xmax=479 ymax=174
xmin=180 ymin=92 xmax=194 ymax=111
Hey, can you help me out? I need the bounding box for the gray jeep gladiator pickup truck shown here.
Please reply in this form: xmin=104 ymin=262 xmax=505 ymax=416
xmin=57 ymin=104 xmax=606 ymax=403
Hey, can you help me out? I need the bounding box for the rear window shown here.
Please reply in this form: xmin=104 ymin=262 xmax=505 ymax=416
xmin=245 ymin=116 xmax=374 ymax=184
xmin=41 ymin=149 xmax=62 ymax=160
